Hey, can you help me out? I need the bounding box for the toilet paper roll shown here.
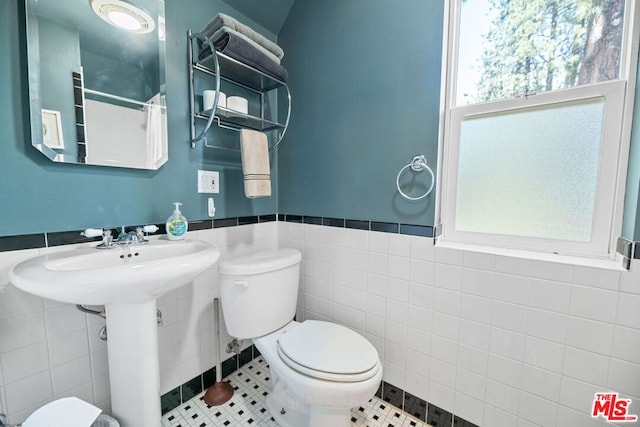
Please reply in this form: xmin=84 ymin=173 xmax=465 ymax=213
xmin=23 ymin=397 xmax=102 ymax=427
xmin=203 ymin=90 xmax=226 ymax=111
xmin=226 ymin=96 xmax=248 ymax=115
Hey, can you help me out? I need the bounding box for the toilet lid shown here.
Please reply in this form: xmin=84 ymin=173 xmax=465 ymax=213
xmin=277 ymin=320 xmax=379 ymax=382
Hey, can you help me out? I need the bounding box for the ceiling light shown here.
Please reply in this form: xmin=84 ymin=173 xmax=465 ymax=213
xmin=90 ymin=0 xmax=155 ymax=34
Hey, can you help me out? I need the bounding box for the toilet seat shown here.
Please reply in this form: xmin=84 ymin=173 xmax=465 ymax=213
xmin=276 ymin=320 xmax=380 ymax=382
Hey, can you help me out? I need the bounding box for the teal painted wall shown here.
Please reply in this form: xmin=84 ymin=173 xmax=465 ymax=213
xmin=4 ymin=0 xmax=640 ymax=238
xmin=0 ymin=0 xmax=277 ymax=237
xmin=277 ymin=0 xmax=443 ymax=226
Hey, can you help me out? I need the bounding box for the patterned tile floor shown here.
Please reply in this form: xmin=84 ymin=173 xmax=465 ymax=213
xmin=162 ymin=357 xmax=430 ymax=427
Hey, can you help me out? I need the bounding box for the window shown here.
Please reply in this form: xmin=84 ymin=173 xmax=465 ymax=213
xmin=439 ymin=0 xmax=640 ymax=258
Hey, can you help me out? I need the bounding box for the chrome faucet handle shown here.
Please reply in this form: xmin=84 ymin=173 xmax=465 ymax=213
xmin=95 ymin=229 xmax=114 ymax=249
xmin=135 ymin=227 xmax=145 ymax=242
xmin=117 ymin=226 xmax=128 ymax=241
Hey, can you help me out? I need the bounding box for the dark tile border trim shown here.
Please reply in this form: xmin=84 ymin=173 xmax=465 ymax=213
xmin=346 ymin=219 xmax=369 ymax=230
xmin=282 ymin=214 xmax=434 ymax=238
xmin=284 ymin=214 xmax=302 ymax=223
xmin=303 ymin=216 xmax=322 ymax=225
xmin=0 ymin=234 xmax=46 ymax=252
xmin=322 ymin=217 xmax=345 ymax=227
xmin=238 ymin=216 xmax=259 ymax=225
xmin=259 ymin=214 xmax=277 ymax=223
xmin=0 ymin=214 xmax=437 ymax=253
xmin=371 ymin=221 xmax=399 ymax=233
xmin=400 ymin=224 xmax=434 ymax=237
xmin=379 ymin=381 xmax=479 ymax=427
xmin=47 ymin=230 xmax=101 ymax=247
xmin=213 ymin=218 xmax=238 ymax=228
xmin=189 ymin=220 xmax=214 ymax=231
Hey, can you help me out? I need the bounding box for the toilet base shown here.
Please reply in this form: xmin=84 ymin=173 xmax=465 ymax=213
xmin=265 ymin=381 xmax=350 ymax=427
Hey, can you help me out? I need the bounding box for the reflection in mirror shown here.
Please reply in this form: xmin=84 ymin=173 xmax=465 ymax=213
xmin=25 ymin=0 xmax=168 ymax=170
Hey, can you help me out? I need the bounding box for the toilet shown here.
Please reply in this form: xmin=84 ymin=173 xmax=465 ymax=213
xmin=219 ymin=248 xmax=383 ymax=427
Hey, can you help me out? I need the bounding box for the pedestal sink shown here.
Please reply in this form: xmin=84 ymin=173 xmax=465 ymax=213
xmin=9 ymin=239 xmax=220 ymax=427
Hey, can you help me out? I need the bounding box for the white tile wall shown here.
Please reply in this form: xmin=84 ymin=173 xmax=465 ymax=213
xmin=285 ymin=221 xmax=640 ymax=427
xmin=4 ymin=370 xmax=52 ymax=417
xmin=484 ymin=404 xmax=519 ymax=427
xmin=2 ymin=220 xmax=640 ymax=427
xmin=0 ymin=341 xmax=48 ymax=385
xmin=51 ymin=354 xmax=92 ymax=395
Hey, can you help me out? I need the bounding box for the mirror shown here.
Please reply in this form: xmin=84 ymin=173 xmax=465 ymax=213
xmin=25 ymin=0 xmax=168 ymax=170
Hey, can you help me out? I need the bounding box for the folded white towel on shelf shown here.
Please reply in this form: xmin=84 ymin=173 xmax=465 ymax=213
xmin=240 ymin=129 xmax=271 ymax=198
xmin=200 ymin=12 xmax=284 ymax=61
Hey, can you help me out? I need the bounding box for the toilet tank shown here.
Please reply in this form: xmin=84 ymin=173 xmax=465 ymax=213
xmin=219 ymin=248 xmax=302 ymax=339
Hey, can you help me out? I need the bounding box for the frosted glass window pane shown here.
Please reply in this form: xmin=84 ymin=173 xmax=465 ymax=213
xmin=455 ymin=98 xmax=605 ymax=242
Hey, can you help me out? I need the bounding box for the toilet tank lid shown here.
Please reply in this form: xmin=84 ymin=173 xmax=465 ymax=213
xmin=219 ymin=248 xmax=302 ymax=275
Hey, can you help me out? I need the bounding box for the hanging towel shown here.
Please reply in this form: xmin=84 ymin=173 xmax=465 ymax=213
xmin=240 ymin=129 xmax=271 ymax=198
xmin=200 ymin=13 xmax=284 ymax=61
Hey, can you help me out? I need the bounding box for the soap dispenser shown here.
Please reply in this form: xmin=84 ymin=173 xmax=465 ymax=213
xmin=166 ymin=202 xmax=188 ymax=240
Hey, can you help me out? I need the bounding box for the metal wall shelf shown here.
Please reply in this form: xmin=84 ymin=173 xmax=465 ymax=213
xmin=188 ymin=30 xmax=291 ymax=151
xmin=195 ymin=108 xmax=284 ymax=132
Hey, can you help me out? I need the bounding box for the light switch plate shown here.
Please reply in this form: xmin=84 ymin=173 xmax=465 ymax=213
xmin=198 ymin=170 xmax=219 ymax=193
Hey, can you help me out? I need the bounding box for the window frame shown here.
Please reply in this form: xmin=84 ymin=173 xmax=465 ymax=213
xmin=437 ymin=0 xmax=640 ymax=259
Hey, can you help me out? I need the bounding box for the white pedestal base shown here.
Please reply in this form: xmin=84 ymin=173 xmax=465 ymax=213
xmin=105 ymin=300 xmax=161 ymax=427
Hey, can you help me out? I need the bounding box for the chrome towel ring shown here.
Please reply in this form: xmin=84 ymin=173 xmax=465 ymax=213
xmin=396 ymin=155 xmax=435 ymax=201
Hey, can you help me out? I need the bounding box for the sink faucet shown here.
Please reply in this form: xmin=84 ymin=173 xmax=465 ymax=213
xmin=101 ymin=229 xmax=113 ymax=247
xmin=86 ymin=225 xmax=157 ymax=249
xmin=117 ymin=227 xmax=138 ymax=243
xmin=113 ymin=226 xmax=148 ymax=246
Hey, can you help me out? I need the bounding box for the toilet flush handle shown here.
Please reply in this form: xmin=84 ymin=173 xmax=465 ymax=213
xmin=233 ymin=280 xmax=249 ymax=289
